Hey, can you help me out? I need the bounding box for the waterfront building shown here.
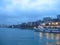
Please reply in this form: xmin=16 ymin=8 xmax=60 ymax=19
xmin=57 ymin=15 xmax=60 ymax=19
xmin=36 ymin=20 xmax=42 ymax=25
xmin=52 ymin=18 xmax=60 ymax=22
xmin=43 ymin=17 xmax=52 ymax=24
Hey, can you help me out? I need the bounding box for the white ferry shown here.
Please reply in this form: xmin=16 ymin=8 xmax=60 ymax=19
xmin=34 ymin=26 xmax=60 ymax=33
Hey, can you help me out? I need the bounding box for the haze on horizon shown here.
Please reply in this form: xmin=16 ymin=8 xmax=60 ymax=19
xmin=0 ymin=0 xmax=60 ymax=24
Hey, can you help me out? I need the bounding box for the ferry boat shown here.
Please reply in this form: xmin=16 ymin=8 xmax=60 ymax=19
xmin=34 ymin=26 xmax=60 ymax=33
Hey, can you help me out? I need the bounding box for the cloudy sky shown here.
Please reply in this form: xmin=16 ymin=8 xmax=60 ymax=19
xmin=0 ymin=0 xmax=60 ymax=24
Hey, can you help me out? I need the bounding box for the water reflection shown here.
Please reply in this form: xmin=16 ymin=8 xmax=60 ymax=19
xmin=34 ymin=32 xmax=60 ymax=45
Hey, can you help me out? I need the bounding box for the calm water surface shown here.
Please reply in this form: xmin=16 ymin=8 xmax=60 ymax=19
xmin=0 ymin=28 xmax=60 ymax=45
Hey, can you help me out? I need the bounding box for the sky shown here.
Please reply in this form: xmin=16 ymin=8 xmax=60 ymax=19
xmin=0 ymin=0 xmax=60 ymax=24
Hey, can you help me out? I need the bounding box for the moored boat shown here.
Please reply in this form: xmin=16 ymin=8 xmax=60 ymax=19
xmin=34 ymin=26 xmax=60 ymax=33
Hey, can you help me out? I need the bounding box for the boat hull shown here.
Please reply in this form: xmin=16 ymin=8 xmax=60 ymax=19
xmin=34 ymin=29 xmax=60 ymax=33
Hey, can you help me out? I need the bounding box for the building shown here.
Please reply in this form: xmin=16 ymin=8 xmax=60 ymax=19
xmin=57 ymin=15 xmax=60 ymax=19
xmin=43 ymin=17 xmax=52 ymax=23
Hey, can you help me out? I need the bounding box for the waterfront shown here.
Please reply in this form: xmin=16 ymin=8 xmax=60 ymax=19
xmin=0 ymin=28 xmax=60 ymax=45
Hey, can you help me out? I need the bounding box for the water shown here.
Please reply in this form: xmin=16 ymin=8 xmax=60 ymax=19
xmin=0 ymin=28 xmax=60 ymax=45
xmin=34 ymin=32 xmax=60 ymax=45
